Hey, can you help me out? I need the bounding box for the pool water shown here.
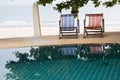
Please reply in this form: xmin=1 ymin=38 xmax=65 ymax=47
xmin=0 ymin=44 xmax=120 ymax=80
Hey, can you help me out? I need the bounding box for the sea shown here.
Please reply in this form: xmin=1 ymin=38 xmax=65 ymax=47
xmin=0 ymin=3 xmax=120 ymax=38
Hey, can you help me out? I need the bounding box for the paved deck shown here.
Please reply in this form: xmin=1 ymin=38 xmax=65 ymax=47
xmin=0 ymin=32 xmax=120 ymax=49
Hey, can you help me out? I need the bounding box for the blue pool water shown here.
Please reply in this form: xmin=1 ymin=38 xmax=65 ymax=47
xmin=0 ymin=43 xmax=120 ymax=80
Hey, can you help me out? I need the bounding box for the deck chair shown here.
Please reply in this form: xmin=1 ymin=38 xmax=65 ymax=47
xmin=83 ymin=13 xmax=104 ymax=38
xmin=59 ymin=14 xmax=79 ymax=39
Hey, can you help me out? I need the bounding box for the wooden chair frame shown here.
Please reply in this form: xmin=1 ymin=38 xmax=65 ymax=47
xmin=83 ymin=13 xmax=104 ymax=38
xmin=59 ymin=14 xmax=79 ymax=39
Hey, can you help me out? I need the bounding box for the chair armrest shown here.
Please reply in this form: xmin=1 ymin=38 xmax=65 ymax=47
xmin=102 ymin=19 xmax=105 ymax=32
xmin=59 ymin=20 xmax=61 ymax=27
xmin=77 ymin=19 xmax=79 ymax=27
xmin=84 ymin=19 xmax=86 ymax=27
xmin=77 ymin=19 xmax=80 ymax=33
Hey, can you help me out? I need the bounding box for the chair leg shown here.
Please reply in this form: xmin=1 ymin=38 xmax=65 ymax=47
xmin=76 ymin=29 xmax=78 ymax=38
xmin=100 ymin=31 xmax=103 ymax=38
xmin=76 ymin=33 xmax=78 ymax=38
xmin=101 ymin=30 xmax=103 ymax=38
xmin=86 ymin=32 xmax=88 ymax=35
xmin=101 ymin=32 xmax=103 ymax=38
xmin=84 ymin=28 xmax=87 ymax=38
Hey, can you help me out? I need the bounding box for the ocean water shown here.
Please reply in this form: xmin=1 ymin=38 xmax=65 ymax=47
xmin=0 ymin=3 xmax=120 ymax=37
xmin=0 ymin=5 xmax=60 ymax=28
xmin=0 ymin=5 xmax=33 ymax=27
xmin=0 ymin=4 xmax=120 ymax=27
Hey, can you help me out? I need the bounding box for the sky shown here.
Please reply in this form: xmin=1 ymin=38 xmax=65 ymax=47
xmin=0 ymin=0 xmax=36 ymax=6
xmin=0 ymin=0 xmax=63 ymax=6
xmin=0 ymin=0 xmax=120 ymax=22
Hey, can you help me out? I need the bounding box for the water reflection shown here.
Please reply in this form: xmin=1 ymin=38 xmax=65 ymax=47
xmin=4 ymin=43 xmax=120 ymax=80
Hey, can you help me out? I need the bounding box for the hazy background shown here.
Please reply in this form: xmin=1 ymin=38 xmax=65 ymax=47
xmin=0 ymin=0 xmax=120 ymax=38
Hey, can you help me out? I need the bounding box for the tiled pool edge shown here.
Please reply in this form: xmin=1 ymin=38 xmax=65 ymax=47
xmin=0 ymin=32 xmax=120 ymax=49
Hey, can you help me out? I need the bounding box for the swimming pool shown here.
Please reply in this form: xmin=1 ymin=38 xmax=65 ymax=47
xmin=0 ymin=43 xmax=120 ymax=80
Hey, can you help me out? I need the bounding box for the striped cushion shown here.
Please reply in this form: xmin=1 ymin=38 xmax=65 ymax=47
xmin=61 ymin=14 xmax=74 ymax=31
xmin=86 ymin=14 xmax=103 ymax=30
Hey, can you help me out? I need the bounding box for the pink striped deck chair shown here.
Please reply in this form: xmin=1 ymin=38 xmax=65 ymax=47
xmin=59 ymin=14 xmax=79 ymax=39
xmin=84 ymin=13 xmax=104 ymax=38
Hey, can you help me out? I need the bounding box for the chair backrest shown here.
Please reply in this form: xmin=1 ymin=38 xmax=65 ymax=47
xmin=62 ymin=47 xmax=77 ymax=56
xmin=60 ymin=14 xmax=75 ymax=31
xmin=85 ymin=13 xmax=103 ymax=30
xmin=89 ymin=45 xmax=104 ymax=54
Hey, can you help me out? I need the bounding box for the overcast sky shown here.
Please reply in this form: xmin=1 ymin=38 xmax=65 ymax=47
xmin=0 ymin=0 xmax=118 ymax=6
xmin=0 ymin=0 xmax=63 ymax=6
xmin=0 ymin=0 xmax=36 ymax=6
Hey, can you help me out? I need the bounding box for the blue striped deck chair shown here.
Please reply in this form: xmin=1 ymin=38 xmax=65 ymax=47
xmin=61 ymin=47 xmax=78 ymax=56
xmin=59 ymin=14 xmax=79 ymax=39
